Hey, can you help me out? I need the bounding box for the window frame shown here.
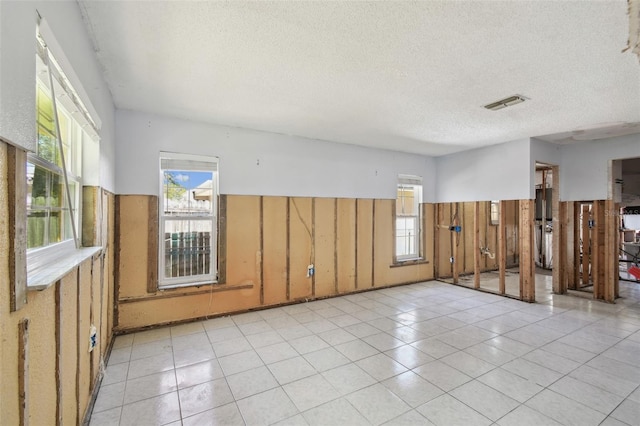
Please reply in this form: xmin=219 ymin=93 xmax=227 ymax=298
xmin=158 ymin=152 xmax=219 ymax=289
xmin=27 ymin=45 xmax=91 ymax=268
xmin=395 ymin=175 xmax=423 ymax=262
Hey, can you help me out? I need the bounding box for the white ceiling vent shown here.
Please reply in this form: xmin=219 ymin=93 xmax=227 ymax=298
xmin=484 ymin=95 xmax=527 ymax=111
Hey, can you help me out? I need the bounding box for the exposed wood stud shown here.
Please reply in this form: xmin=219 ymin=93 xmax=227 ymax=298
xmin=75 ymin=267 xmax=81 ymax=425
xmin=603 ymin=199 xmax=618 ymax=302
xmin=286 ymin=197 xmax=291 ymax=300
xmin=474 ymin=202 xmax=481 ymax=289
xmin=55 ymin=281 xmax=63 ymax=426
xmin=354 ymin=199 xmax=359 ymax=290
xmin=259 ymin=196 xmax=264 ymax=305
xmin=519 ymin=199 xmax=536 ymax=302
xmin=371 ymin=199 xmax=376 ymax=287
xmin=18 ymin=318 xmax=29 ymax=426
xmin=114 ymin=196 xmax=121 ymax=327
xmin=8 ymin=145 xmax=27 ymax=312
xmin=498 ymin=201 xmax=507 ymax=294
xmin=452 ymin=203 xmax=459 ymax=284
xmin=434 ymin=204 xmax=440 ymax=279
xmin=147 ymin=196 xmax=159 ymax=293
xmin=571 ymin=202 xmax=580 ymax=290
xmin=311 ymin=197 xmax=316 ymax=297
xmin=551 ymin=166 xmax=565 ymax=294
xmin=581 ymin=204 xmax=590 ymax=287
xmin=218 ymin=195 xmax=227 ymax=285
xmin=333 ymin=198 xmax=339 ymax=294
xmin=592 ymin=201 xmax=605 ymax=300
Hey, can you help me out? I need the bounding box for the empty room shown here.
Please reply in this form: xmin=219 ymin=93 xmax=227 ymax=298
xmin=2 ymin=1 xmax=640 ymax=425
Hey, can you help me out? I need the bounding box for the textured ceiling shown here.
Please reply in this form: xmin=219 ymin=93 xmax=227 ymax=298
xmin=79 ymin=0 xmax=640 ymax=156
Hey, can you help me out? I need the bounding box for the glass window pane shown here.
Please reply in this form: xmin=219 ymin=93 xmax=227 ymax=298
xmin=28 ymin=163 xmax=49 ymax=208
xmin=48 ymin=210 xmax=62 ymax=245
xmin=36 ymin=86 xmax=59 ymax=165
xmin=50 ymin=172 xmax=63 ymax=208
xmin=163 ymin=170 xmax=214 ymax=216
xmin=163 ymin=219 xmax=213 ymax=279
xmin=27 ymin=210 xmax=47 ymax=249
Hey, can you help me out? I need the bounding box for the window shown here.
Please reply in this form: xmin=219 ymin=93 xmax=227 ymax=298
xmin=396 ymin=175 xmax=423 ymax=261
xmin=159 ymin=153 xmax=218 ymax=288
xmin=27 ymin=30 xmax=99 ymax=268
xmin=490 ymin=200 xmax=499 ymax=225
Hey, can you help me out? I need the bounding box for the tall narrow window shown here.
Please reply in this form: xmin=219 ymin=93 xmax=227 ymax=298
xmin=396 ymin=175 xmax=423 ymax=261
xmin=28 ymin=30 xmax=99 ymax=269
xmin=159 ymin=153 xmax=218 ymax=288
xmin=490 ymin=200 xmax=500 ymax=225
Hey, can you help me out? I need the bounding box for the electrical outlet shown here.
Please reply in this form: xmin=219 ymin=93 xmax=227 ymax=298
xmin=307 ymin=264 xmax=314 ymax=277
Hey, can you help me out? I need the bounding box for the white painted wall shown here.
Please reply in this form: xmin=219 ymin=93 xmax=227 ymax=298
xmin=434 ymin=138 xmax=531 ymax=202
xmin=560 ymin=134 xmax=640 ymax=201
xmin=115 ymin=110 xmax=436 ymax=201
xmin=0 ymin=1 xmax=116 ymax=191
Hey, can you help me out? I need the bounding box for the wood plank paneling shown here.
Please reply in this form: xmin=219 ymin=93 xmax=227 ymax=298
xmin=262 ymin=197 xmax=288 ymax=305
xmin=337 ymin=198 xmax=357 ymax=293
xmin=373 ymin=199 xmax=394 ymax=287
xmin=116 ymin=196 xmax=153 ymax=298
xmin=314 ymin=198 xmax=336 ymax=297
xmin=356 ymin=199 xmax=373 ymax=288
xmin=289 ymin=198 xmax=313 ymax=300
xmin=225 ymin=195 xmax=261 ymax=289
xmin=60 ymin=270 xmax=79 ymax=426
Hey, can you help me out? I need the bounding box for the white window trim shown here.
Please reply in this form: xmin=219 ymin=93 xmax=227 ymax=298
xmin=158 ymin=152 xmax=219 ymax=289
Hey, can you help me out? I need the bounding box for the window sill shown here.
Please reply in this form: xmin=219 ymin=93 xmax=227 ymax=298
xmin=27 ymin=246 xmax=102 ymax=291
xmin=390 ymin=258 xmax=429 ymax=268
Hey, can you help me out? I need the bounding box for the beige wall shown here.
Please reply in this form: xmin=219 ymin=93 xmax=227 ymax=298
xmin=115 ymin=195 xmax=437 ymax=330
xmin=0 ymin=140 xmax=116 ymax=425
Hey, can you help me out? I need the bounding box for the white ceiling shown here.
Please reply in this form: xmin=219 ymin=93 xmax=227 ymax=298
xmin=79 ymin=0 xmax=640 ymax=156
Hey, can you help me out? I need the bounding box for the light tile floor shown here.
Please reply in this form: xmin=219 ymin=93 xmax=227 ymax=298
xmin=91 ymin=278 xmax=640 ymax=426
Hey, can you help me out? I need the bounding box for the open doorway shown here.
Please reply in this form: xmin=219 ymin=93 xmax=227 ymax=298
xmin=533 ymin=162 xmax=558 ymax=302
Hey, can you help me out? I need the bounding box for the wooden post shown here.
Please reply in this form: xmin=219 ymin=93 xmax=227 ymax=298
xmin=592 ymin=201 xmax=606 ymax=300
xmin=452 ymin=203 xmax=459 ymax=284
xmin=603 ymin=199 xmax=618 ymax=302
xmin=18 ymin=319 xmax=29 ymax=426
xmin=581 ymin=204 xmax=590 ymax=286
xmin=434 ymin=204 xmax=440 ymax=279
xmin=519 ymin=200 xmax=536 ymax=302
xmin=474 ymin=202 xmax=481 ymax=289
xmin=498 ymin=201 xmax=507 ymax=294
xmin=147 ymin=196 xmax=158 ymax=293
xmin=551 ymin=167 xmax=566 ymax=294
xmin=7 ymin=145 xmax=27 ymax=311
xmin=568 ymin=202 xmax=579 ymax=290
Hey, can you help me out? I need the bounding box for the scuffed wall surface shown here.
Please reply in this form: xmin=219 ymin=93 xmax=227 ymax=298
xmin=115 ymin=194 xmax=436 ymax=330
